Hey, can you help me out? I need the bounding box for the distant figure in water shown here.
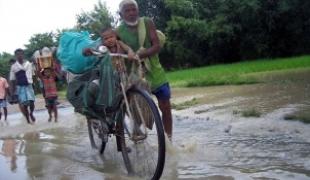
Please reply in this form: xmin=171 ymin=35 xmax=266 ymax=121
xmin=0 ymin=76 xmax=10 ymax=121
xmin=0 ymin=139 xmax=18 ymax=172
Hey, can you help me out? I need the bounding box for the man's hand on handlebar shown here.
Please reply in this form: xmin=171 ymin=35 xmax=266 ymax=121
xmin=127 ymin=50 xmax=137 ymax=61
xmin=83 ymin=46 xmax=140 ymax=61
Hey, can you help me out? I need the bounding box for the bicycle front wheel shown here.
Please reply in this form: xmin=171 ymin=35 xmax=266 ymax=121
xmin=117 ymin=86 xmax=166 ymax=180
xmin=87 ymin=118 xmax=106 ymax=154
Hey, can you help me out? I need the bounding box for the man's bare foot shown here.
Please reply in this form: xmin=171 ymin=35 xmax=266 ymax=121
xmin=131 ymin=128 xmax=147 ymax=141
xmin=26 ymin=118 xmax=31 ymax=124
xmin=30 ymin=114 xmax=36 ymax=123
xmin=168 ymin=135 xmax=172 ymax=142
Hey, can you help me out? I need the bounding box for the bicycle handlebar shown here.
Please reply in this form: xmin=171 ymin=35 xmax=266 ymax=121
xmin=90 ymin=46 xmax=129 ymax=59
xmin=89 ymin=46 xmax=143 ymax=62
xmin=110 ymin=53 xmax=129 ymax=58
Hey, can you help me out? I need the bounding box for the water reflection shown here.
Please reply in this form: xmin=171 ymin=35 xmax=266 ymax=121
xmin=1 ymin=138 xmax=18 ymax=172
xmin=23 ymin=131 xmax=41 ymax=178
xmin=0 ymin=70 xmax=309 ymax=179
xmin=0 ymin=105 xmax=309 ymax=179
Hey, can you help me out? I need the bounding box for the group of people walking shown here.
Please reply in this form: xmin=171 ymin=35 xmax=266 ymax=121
xmin=0 ymin=48 xmax=60 ymax=124
xmin=1 ymin=0 xmax=173 ymax=139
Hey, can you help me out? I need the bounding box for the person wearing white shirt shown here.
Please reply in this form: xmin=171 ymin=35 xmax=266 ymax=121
xmin=9 ymin=49 xmax=36 ymax=124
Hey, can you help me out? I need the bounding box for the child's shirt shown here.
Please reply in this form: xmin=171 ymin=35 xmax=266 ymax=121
xmin=42 ymin=77 xmax=57 ymax=98
xmin=109 ymin=40 xmax=134 ymax=70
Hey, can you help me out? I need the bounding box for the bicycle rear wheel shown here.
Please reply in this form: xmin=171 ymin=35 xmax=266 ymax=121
xmin=117 ymin=86 xmax=166 ymax=180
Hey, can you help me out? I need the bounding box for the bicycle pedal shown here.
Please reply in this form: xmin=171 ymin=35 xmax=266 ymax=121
xmin=131 ymin=134 xmax=147 ymax=142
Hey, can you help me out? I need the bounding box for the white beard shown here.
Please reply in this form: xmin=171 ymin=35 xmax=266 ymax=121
xmin=124 ymin=19 xmax=138 ymax=26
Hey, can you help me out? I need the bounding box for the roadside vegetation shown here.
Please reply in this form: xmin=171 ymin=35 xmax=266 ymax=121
xmin=58 ymin=90 xmax=67 ymax=100
xmin=284 ymin=109 xmax=310 ymax=124
xmin=169 ymin=55 xmax=310 ymax=123
xmin=233 ymin=109 xmax=262 ymax=118
xmin=171 ymin=98 xmax=198 ymax=110
xmin=167 ymin=55 xmax=310 ymax=87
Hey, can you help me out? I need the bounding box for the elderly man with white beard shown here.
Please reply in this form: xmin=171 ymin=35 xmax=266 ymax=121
xmin=116 ymin=0 xmax=173 ymax=140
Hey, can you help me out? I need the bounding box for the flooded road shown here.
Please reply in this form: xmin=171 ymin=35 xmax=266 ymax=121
xmin=0 ymin=70 xmax=310 ymax=179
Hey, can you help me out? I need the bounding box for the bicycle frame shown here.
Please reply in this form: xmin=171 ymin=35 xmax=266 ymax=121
xmin=86 ymin=49 xmax=137 ymax=144
xmin=85 ymin=46 xmax=166 ymax=179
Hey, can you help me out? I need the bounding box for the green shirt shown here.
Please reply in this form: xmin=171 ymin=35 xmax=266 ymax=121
xmin=117 ymin=17 xmax=167 ymax=91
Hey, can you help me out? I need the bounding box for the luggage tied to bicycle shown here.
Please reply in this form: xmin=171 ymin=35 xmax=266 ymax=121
xmin=64 ymin=39 xmax=155 ymax=129
xmin=66 ymin=54 xmax=121 ymax=118
xmin=57 ymin=31 xmax=100 ymax=74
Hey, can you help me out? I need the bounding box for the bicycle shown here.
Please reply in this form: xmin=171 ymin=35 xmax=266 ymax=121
xmin=81 ymin=46 xmax=166 ymax=179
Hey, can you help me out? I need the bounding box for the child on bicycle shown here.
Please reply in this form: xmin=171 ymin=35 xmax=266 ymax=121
xmin=83 ymin=27 xmax=147 ymax=138
xmin=83 ymin=27 xmax=136 ymax=69
xmin=38 ymin=68 xmax=58 ymax=122
xmin=82 ymin=27 xmax=136 ymax=108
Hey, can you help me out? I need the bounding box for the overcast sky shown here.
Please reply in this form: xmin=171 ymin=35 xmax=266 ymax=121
xmin=0 ymin=0 xmax=121 ymax=54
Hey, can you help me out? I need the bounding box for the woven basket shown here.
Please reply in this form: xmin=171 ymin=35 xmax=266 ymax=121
xmin=38 ymin=56 xmax=52 ymax=69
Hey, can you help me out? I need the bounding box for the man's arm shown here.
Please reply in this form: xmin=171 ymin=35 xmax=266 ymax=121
xmin=9 ymin=66 xmax=16 ymax=95
xmin=119 ymin=40 xmax=134 ymax=53
xmin=35 ymin=70 xmax=43 ymax=79
xmin=118 ymin=41 xmax=136 ymax=60
xmin=5 ymin=87 xmax=10 ymax=97
xmin=3 ymin=79 xmax=10 ymax=97
xmin=10 ymin=80 xmax=16 ymax=96
xmin=137 ymin=19 xmax=161 ymax=59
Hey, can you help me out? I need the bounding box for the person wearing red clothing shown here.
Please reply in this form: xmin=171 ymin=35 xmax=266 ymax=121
xmin=39 ymin=68 xmax=58 ymax=122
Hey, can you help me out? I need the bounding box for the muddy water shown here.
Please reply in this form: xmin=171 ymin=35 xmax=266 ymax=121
xmin=0 ymin=70 xmax=310 ymax=179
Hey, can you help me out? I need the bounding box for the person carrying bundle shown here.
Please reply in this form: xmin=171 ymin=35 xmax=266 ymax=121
xmin=34 ymin=47 xmax=59 ymax=122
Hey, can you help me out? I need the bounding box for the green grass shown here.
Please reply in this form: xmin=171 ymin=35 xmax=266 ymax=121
xmin=167 ymin=55 xmax=310 ymax=87
xmin=171 ymin=98 xmax=199 ymax=110
xmin=284 ymin=110 xmax=310 ymax=124
xmin=284 ymin=114 xmax=310 ymax=124
xmin=58 ymin=90 xmax=67 ymax=100
xmin=36 ymin=89 xmax=67 ymax=100
xmin=241 ymin=109 xmax=261 ymax=117
xmin=233 ymin=109 xmax=261 ymax=117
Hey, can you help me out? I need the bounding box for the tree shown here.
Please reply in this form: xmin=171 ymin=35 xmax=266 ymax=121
xmin=54 ymin=28 xmax=78 ymax=45
xmin=0 ymin=52 xmax=13 ymax=78
xmin=164 ymin=0 xmax=214 ymax=67
xmin=76 ymin=1 xmax=114 ymax=39
xmin=162 ymin=0 xmax=310 ymax=68
xmin=135 ymin=0 xmax=171 ymax=31
xmin=24 ymin=32 xmax=56 ymax=58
